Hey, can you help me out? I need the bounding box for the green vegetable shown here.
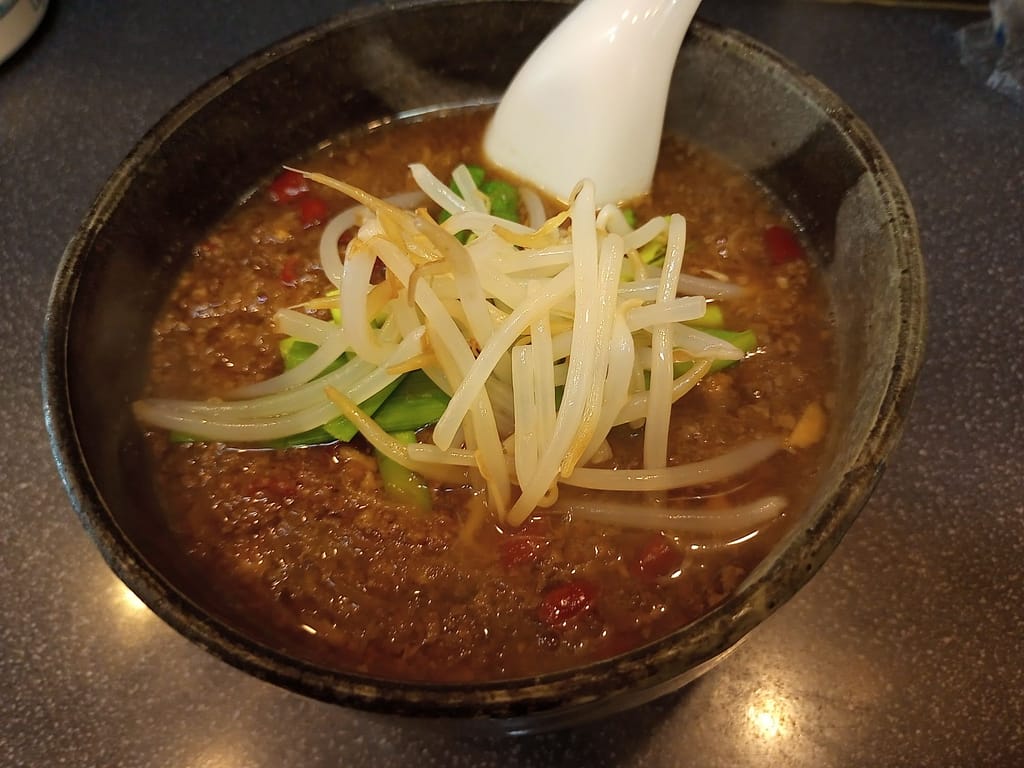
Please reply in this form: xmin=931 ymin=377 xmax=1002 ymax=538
xmin=638 ymin=216 xmax=671 ymax=266
xmin=705 ymin=328 xmax=757 ymax=373
xmin=321 ymin=376 xmax=404 ymax=442
xmin=261 ymin=425 xmax=338 ymax=448
xmin=634 ymin=328 xmax=758 ymax=388
xmin=438 ymin=165 xmax=521 ymax=240
xmin=480 ymin=179 xmax=519 ymax=223
xmin=457 ymin=165 xmax=487 ymax=192
xmin=279 ymin=337 xmax=349 ymax=374
xmin=262 ymin=376 xmax=405 ymax=448
xmin=270 ymin=370 xmax=449 ymax=446
xmin=372 ymin=370 xmax=450 ymax=433
xmin=621 ymin=208 xmax=637 ymax=229
xmin=437 ymin=165 xmax=487 ymax=226
xmin=703 ymin=327 xmax=757 ymax=350
xmin=686 ymin=303 xmax=725 ymax=329
xmin=326 ymin=288 xmax=342 ymax=325
xmin=376 ymin=430 xmax=432 ymax=512
xmin=673 ymin=328 xmax=758 ymax=376
xmin=280 ymin=338 xmax=316 ymax=369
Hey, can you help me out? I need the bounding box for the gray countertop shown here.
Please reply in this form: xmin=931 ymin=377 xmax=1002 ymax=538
xmin=2 ymin=0 xmax=1022 ymax=765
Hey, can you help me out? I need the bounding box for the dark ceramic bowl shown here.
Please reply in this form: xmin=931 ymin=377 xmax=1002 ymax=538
xmin=43 ymin=0 xmax=925 ymax=735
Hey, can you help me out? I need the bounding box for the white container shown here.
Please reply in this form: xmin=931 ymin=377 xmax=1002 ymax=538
xmin=0 ymin=0 xmax=48 ymax=64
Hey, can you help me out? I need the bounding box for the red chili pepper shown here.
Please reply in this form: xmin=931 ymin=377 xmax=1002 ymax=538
xmin=763 ymin=225 xmax=805 ymax=265
xmin=500 ymin=537 xmax=544 ymax=569
xmin=268 ymin=169 xmax=308 ymax=203
xmin=537 ymin=581 xmax=595 ymax=629
xmin=280 ymin=255 xmax=302 ymax=285
xmin=299 ymin=195 xmax=328 ymax=228
xmin=632 ymin=534 xmax=682 ymax=581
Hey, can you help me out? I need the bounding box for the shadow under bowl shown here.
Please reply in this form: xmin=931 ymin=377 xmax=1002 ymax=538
xmin=42 ymin=0 xmax=925 ymax=736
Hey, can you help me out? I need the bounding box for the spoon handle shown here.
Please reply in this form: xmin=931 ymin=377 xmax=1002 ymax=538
xmin=485 ymin=0 xmax=701 ymax=205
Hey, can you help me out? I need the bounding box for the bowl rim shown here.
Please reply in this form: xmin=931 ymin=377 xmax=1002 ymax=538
xmin=41 ymin=0 xmax=926 ymax=722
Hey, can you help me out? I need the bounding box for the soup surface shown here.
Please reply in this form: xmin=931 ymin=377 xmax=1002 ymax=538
xmin=142 ymin=109 xmax=834 ymax=682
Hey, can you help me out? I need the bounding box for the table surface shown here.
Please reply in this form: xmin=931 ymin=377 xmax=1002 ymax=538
xmin=2 ymin=0 xmax=1022 ymax=765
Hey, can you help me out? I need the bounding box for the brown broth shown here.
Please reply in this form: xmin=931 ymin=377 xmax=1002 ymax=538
xmin=142 ymin=108 xmax=834 ymax=682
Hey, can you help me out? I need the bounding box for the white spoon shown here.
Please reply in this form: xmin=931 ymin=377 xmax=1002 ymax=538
xmin=484 ymin=0 xmax=702 ymax=206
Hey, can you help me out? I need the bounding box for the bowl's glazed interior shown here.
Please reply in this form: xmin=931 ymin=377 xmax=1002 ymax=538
xmin=43 ymin=0 xmax=924 ymax=734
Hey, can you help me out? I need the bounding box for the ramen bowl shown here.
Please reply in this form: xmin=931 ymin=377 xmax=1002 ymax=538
xmin=43 ymin=0 xmax=925 ymax=735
